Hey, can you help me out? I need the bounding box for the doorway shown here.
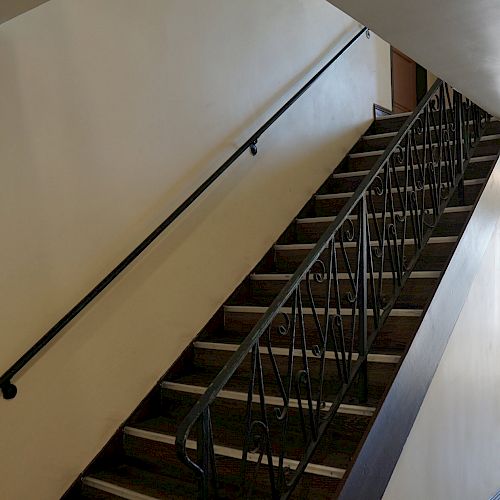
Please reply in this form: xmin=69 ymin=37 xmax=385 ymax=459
xmin=391 ymin=47 xmax=427 ymax=113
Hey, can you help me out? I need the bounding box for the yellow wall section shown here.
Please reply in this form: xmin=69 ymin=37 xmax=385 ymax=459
xmin=0 ymin=1 xmax=391 ymax=498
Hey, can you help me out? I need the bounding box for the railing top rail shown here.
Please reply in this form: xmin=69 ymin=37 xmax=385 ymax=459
xmin=0 ymin=26 xmax=369 ymax=399
xmin=174 ymin=77 xmax=445 ymax=455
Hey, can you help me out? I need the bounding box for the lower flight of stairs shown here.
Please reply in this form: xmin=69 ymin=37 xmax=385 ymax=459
xmin=65 ymin=112 xmax=500 ymax=500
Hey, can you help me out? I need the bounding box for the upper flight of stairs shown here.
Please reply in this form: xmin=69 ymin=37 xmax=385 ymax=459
xmin=65 ymin=111 xmax=500 ymax=500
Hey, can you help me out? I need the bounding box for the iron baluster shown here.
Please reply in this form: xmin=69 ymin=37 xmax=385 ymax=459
xmin=175 ymin=79 xmax=490 ymax=499
xmin=197 ymin=408 xmax=218 ymax=500
xmin=357 ymin=195 xmax=368 ymax=404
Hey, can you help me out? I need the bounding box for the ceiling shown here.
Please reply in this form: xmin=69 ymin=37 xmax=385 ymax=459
xmin=327 ymin=0 xmax=500 ymax=117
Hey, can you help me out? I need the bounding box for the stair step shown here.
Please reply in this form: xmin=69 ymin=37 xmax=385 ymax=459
xmin=250 ymin=270 xmax=440 ymax=281
xmin=331 ymin=155 xmax=496 ymax=180
xmin=222 ymin=305 xmax=421 ymax=354
xmin=247 ymin=270 xmax=440 ymax=309
xmin=370 ymin=112 xmax=412 ymax=133
xmin=82 ymin=465 xmax=196 ymax=499
xmin=327 ymin=157 xmax=493 ymax=192
xmin=274 ymin=236 xmax=457 ymax=252
xmin=150 ymin=391 xmax=371 ymax=474
xmin=315 ymin=182 xmax=483 ymax=216
xmin=193 ymin=341 xmax=401 ymax=364
xmin=347 ymin=138 xmax=499 ymax=171
xmin=125 ymin=426 xmax=345 ymax=479
xmin=192 ymin=346 xmax=397 ymax=406
xmin=368 ymin=113 xmax=499 ymax=134
xmin=162 ymin=380 xmax=375 ymax=417
xmin=315 ymin=177 xmax=484 ymax=201
xmin=356 ymin=129 xmax=500 ymax=153
xmin=295 ymin=207 xmax=471 ymax=242
xmin=120 ymin=412 xmax=343 ymax=499
xmin=224 ymin=304 xmax=422 ymax=317
xmin=121 ymin=413 xmax=343 ymax=497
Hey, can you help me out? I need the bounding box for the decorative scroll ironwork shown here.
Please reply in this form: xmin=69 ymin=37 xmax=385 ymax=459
xmin=176 ymin=80 xmax=489 ymax=499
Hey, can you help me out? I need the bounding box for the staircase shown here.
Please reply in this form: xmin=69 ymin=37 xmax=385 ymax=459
xmin=65 ymin=82 xmax=497 ymax=499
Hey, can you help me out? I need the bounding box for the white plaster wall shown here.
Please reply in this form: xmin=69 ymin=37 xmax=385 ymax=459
xmin=0 ymin=1 xmax=391 ymax=498
xmin=384 ymin=163 xmax=500 ymax=499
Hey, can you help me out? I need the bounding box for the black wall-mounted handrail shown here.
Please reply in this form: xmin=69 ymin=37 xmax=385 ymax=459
xmin=0 ymin=26 xmax=369 ymax=400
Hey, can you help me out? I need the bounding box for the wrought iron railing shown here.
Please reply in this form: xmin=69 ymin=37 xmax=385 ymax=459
xmin=0 ymin=27 xmax=370 ymax=400
xmin=175 ymin=79 xmax=488 ymax=499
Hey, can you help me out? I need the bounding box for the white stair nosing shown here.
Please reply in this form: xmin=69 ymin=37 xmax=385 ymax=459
xmin=250 ymin=271 xmax=440 ymax=281
xmin=376 ymin=112 xmax=412 ymax=121
xmin=224 ymin=304 xmax=422 ymax=318
xmin=316 ymin=178 xmax=485 ymax=200
xmin=274 ymin=236 xmax=457 ymax=251
xmin=362 ymin=131 xmax=398 ymax=140
xmin=193 ymin=341 xmax=401 ymax=364
xmin=161 ymin=381 xmax=376 ymax=418
xmin=331 ymin=169 xmax=369 ymax=179
xmin=82 ymin=478 xmax=159 ymax=500
xmin=350 ymin=150 xmax=384 ymax=159
xmin=123 ymin=426 xmax=345 ymax=479
xmin=296 ymin=205 xmax=473 ymax=224
xmin=471 ymin=154 xmax=499 ymax=162
xmin=481 ymin=133 xmax=500 ymax=141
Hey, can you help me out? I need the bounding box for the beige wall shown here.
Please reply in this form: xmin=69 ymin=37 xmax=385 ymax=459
xmin=384 ymin=161 xmax=500 ymax=499
xmin=0 ymin=1 xmax=391 ymax=498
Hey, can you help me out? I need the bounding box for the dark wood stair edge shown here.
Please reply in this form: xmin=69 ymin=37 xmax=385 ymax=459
xmin=336 ymin=152 xmax=500 ymax=500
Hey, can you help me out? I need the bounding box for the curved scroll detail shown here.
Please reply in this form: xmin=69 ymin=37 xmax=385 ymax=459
xmin=175 ymin=79 xmax=490 ymax=499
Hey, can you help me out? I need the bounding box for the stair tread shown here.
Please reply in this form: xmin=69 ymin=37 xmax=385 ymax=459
xmin=199 ymin=328 xmax=406 ymax=356
xmin=83 ymin=463 xmax=196 ymax=499
xmin=126 ymin=412 xmax=357 ymax=473
xmin=164 ymin=365 xmax=383 ymax=410
xmin=193 ymin=339 xmax=402 ymax=363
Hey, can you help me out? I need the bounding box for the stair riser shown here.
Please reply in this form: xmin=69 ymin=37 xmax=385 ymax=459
xmin=353 ymin=130 xmax=454 ymax=153
xmin=369 ymin=115 xmax=413 ymax=134
xmin=314 ymin=183 xmax=482 ymax=217
xmin=249 ymin=277 xmax=438 ymax=309
xmin=485 ymin=120 xmax=500 ymax=135
xmin=223 ymin=313 xmax=419 ymax=353
xmin=193 ymin=350 xmax=395 ymax=405
xmin=296 ymin=211 xmax=468 ymax=243
xmin=158 ymin=393 xmax=369 ymax=468
xmin=273 ymin=241 xmax=455 ymax=274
